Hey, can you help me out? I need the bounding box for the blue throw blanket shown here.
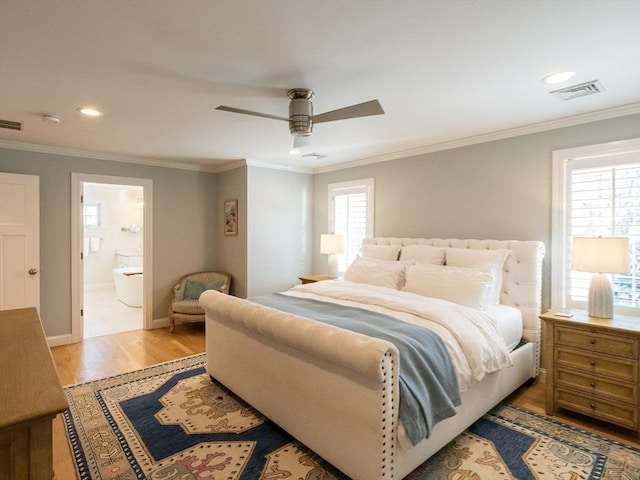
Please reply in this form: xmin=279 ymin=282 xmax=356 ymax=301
xmin=250 ymin=293 xmax=461 ymax=444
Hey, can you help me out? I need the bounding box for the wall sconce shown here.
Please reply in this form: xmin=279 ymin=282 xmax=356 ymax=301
xmin=571 ymin=236 xmax=630 ymax=318
xmin=320 ymin=234 xmax=345 ymax=278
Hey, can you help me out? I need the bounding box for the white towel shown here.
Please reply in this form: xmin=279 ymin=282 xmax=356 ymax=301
xmin=89 ymin=237 xmax=100 ymax=252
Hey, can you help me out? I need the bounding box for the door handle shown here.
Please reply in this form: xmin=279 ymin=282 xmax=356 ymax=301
xmin=28 ymin=268 xmax=38 ymax=275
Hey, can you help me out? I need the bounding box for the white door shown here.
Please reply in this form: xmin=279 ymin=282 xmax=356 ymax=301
xmin=0 ymin=172 xmax=40 ymax=311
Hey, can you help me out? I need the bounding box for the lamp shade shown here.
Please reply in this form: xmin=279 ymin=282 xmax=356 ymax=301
xmin=571 ymin=236 xmax=630 ymax=273
xmin=320 ymin=234 xmax=344 ymax=255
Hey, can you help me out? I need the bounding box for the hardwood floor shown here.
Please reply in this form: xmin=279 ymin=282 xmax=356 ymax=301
xmin=50 ymin=323 xmax=206 ymax=479
xmin=50 ymin=325 xmax=638 ymax=479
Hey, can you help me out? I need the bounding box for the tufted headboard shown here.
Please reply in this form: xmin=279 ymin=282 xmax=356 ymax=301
xmin=362 ymin=237 xmax=546 ymax=374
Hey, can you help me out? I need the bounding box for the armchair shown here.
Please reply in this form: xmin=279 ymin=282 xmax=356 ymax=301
xmin=169 ymin=271 xmax=231 ymax=332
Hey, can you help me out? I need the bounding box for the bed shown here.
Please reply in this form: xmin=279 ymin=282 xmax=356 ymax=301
xmin=200 ymin=237 xmax=545 ymax=479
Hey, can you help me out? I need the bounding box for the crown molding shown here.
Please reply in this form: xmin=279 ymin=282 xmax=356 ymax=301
xmin=3 ymin=103 xmax=638 ymax=175
xmin=0 ymin=139 xmax=249 ymax=173
xmin=245 ymin=159 xmax=313 ymax=174
xmin=312 ymin=103 xmax=640 ymax=174
xmin=0 ymin=139 xmax=210 ymax=171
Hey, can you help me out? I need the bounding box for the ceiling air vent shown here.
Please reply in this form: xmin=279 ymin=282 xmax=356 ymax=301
xmin=550 ymin=80 xmax=605 ymax=100
xmin=302 ymin=153 xmax=327 ymax=160
xmin=0 ymin=119 xmax=23 ymax=131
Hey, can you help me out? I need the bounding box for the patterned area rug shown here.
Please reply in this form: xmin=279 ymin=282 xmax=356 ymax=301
xmin=63 ymin=353 xmax=640 ymax=480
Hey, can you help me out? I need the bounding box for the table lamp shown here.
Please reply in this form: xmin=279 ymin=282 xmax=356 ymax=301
xmin=571 ymin=236 xmax=630 ymax=318
xmin=320 ymin=234 xmax=344 ymax=278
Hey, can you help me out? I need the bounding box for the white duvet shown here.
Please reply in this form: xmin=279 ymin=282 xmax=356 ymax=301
xmin=286 ymin=280 xmax=513 ymax=393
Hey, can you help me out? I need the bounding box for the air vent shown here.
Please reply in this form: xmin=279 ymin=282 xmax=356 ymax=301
xmin=0 ymin=119 xmax=23 ymax=131
xmin=550 ymin=80 xmax=605 ymax=100
xmin=302 ymin=153 xmax=327 ymax=160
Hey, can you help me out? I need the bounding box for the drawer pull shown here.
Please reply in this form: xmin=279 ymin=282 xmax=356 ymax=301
xmin=590 ymin=361 xmax=596 ymax=366
xmin=589 ymin=339 xmax=596 ymax=345
xmin=589 ymin=382 xmax=596 ymax=388
xmin=590 ymin=403 xmax=596 ymax=409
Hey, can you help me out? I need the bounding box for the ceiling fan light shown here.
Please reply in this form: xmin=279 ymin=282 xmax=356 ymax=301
xmin=290 ymin=134 xmax=311 ymax=155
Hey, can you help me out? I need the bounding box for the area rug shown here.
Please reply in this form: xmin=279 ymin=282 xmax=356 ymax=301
xmin=63 ymin=353 xmax=640 ymax=480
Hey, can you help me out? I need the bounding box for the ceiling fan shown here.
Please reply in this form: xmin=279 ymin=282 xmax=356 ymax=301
xmin=216 ymin=88 xmax=384 ymax=151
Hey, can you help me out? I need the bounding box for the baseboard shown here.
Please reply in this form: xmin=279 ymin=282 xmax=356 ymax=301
xmin=47 ymin=333 xmax=74 ymax=347
xmin=47 ymin=318 xmax=170 ymax=347
xmin=152 ymin=317 xmax=170 ymax=328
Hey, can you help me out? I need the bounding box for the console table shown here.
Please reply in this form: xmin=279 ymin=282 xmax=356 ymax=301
xmin=0 ymin=307 xmax=68 ymax=479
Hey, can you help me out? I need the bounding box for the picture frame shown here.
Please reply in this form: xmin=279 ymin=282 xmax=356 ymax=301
xmin=224 ymin=199 xmax=238 ymax=236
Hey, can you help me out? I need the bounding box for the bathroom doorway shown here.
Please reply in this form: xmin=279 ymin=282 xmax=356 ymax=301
xmin=71 ymin=174 xmax=153 ymax=342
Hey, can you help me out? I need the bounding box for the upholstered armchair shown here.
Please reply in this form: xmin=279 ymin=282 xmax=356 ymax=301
xmin=169 ymin=271 xmax=231 ymax=332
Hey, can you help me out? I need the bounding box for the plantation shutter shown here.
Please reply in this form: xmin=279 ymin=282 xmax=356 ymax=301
xmin=329 ymin=179 xmax=374 ymax=274
xmin=567 ymin=158 xmax=640 ymax=310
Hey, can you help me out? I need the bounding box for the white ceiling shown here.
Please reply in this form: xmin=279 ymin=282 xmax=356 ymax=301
xmin=1 ymin=1 xmax=639 ymax=173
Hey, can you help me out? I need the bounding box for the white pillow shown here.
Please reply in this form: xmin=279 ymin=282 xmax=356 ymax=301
xmin=360 ymin=244 xmax=401 ymax=261
xmin=344 ymin=257 xmax=407 ymax=290
xmin=445 ymin=248 xmax=510 ymax=304
xmin=402 ymin=264 xmax=494 ymax=310
xmin=399 ymin=244 xmax=446 ymax=264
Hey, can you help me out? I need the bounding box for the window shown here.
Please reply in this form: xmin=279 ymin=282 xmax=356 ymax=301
xmin=328 ymin=178 xmax=374 ymax=273
xmin=552 ymin=139 xmax=640 ymax=316
xmin=83 ymin=203 xmax=102 ymax=228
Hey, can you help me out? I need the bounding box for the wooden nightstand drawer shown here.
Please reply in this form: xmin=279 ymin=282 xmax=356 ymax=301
xmin=542 ymin=310 xmax=640 ymax=436
xmin=556 ymin=388 xmax=639 ymax=430
xmin=555 ymin=368 xmax=638 ymax=405
xmin=555 ymin=325 xmax=639 ymax=359
xmin=555 ymin=346 xmax=638 ymax=382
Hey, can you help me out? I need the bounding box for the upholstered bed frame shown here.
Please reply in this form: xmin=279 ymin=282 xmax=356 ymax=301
xmin=201 ymin=238 xmax=545 ymax=479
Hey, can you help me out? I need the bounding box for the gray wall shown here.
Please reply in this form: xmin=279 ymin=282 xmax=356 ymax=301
xmin=2 ymin=112 xmax=638 ymax=339
xmin=312 ymin=113 xmax=640 ymax=311
xmin=0 ymin=148 xmax=218 ymax=336
xmin=215 ymin=166 xmax=248 ymax=297
xmin=247 ymin=166 xmax=313 ymax=297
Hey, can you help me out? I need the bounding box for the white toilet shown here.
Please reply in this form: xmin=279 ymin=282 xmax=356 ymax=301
xmin=112 ymin=267 xmax=143 ymax=307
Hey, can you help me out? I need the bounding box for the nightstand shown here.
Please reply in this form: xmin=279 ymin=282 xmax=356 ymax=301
xmin=298 ymin=274 xmax=332 ymax=284
xmin=541 ymin=309 xmax=639 ymax=436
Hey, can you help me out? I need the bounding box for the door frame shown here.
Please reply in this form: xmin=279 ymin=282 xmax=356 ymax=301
xmin=71 ymin=173 xmax=153 ymax=343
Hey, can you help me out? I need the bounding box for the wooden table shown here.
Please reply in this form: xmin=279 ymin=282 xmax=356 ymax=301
xmin=541 ymin=308 xmax=639 ymax=437
xmin=298 ymin=274 xmax=333 ymax=284
xmin=0 ymin=308 xmax=69 ymax=479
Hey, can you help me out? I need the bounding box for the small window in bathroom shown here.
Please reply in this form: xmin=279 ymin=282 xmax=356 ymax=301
xmin=83 ymin=203 xmax=102 ymax=228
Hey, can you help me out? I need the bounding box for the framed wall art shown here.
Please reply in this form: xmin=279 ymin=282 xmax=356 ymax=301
xmin=224 ymin=199 xmax=238 ymax=236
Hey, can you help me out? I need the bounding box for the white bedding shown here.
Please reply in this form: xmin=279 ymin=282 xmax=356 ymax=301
xmin=287 ymin=280 xmax=513 ymax=394
xmin=488 ymin=304 xmax=523 ymax=352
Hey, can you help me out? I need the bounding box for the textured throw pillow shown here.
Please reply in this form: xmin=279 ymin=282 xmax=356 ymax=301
xmin=360 ymin=244 xmax=402 ymax=261
xmin=183 ymin=280 xmax=224 ymax=300
xmin=399 ymin=244 xmax=446 ymax=264
xmin=344 ymin=257 xmax=407 ymax=290
xmin=402 ymin=264 xmax=494 ymax=310
xmin=445 ymin=248 xmax=510 ymax=304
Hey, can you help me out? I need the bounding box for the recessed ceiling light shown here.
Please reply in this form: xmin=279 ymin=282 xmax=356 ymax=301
xmin=78 ymin=107 xmax=104 ymax=117
xmin=542 ymin=71 xmax=576 ymax=85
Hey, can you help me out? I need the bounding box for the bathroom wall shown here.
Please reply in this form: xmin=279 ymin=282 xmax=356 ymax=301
xmin=83 ymin=183 xmax=144 ymax=287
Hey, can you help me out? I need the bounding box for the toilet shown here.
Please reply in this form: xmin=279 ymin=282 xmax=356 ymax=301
xmin=113 ymin=267 xmax=143 ymax=307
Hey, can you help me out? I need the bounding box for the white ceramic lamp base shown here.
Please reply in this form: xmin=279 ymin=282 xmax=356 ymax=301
xmin=588 ymin=273 xmax=614 ymax=319
xmin=327 ymin=254 xmax=339 ymax=278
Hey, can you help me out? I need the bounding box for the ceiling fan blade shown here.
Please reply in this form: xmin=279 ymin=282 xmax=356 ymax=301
xmin=215 ymin=105 xmax=288 ymax=122
xmin=312 ymin=100 xmax=384 ymax=124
